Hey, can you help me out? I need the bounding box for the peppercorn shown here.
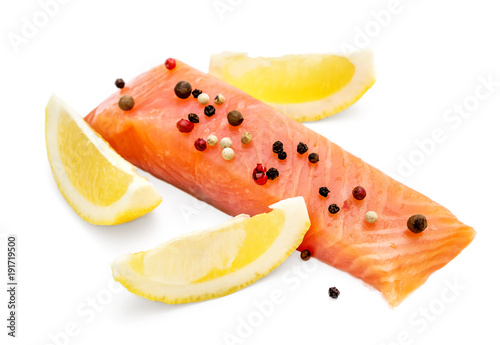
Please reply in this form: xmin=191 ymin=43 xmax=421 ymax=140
xmin=219 ymin=137 xmax=232 ymax=149
xmin=297 ymin=142 xmax=308 ymax=154
xmin=176 ymin=119 xmax=194 ymax=133
xmin=207 ymin=134 xmax=218 ymax=146
xmin=118 ymin=95 xmax=135 ymax=111
xmin=252 ymin=164 xmax=268 ymax=185
xmin=227 ymin=110 xmax=244 ymax=126
xmin=191 ymin=89 xmax=202 ymax=98
xmin=222 ymin=148 xmax=235 ymax=161
xmin=204 ymin=105 xmax=216 ymax=117
xmin=165 ymin=58 xmax=176 ymax=70
xmin=174 ymin=81 xmax=192 ymax=99
xmin=241 ymin=132 xmax=252 ymax=144
xmin=328 ymin=204 xmax=340 ymax=214
xmin=308 ymin=153 xmax=319 ymax=163
xmin=365 ymin=211 xmax=378 ymax=224
xmin=115 ymin=78 xmax=125 ymax=89
xmin=198 ymin=93 xmax=210 ymax=105
xmin=278 ymin=151 xmax=287 ymax=160
xmin=352 ymin=186 xmax=366 ymax=200
xmin=194 ymin=138 xmax=207 ymax=151
xmin=328 ymin=287 xmax=340 ymax=299
xmin=319 ymin=187 xmax=330 ymax=197
xmin=300 ymin=249 xmax=311 ymax=261
xmin=214 ymin=94 xmax=225 ymax=105
xmin=407 ymin=214 xmax=428 ymax=233
xmin=266 ymin=168 xmax=279 ymax=180
xmin=272 ymin=141 xmax=283 ymax=153
xmin=188 ymin=113 xmax=199 ymax=123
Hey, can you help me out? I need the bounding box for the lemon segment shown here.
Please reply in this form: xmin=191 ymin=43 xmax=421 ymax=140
xmin=45 ymin=94 xmax=162 ymax=225
xmin=111 ymin=197 xmax=311 ymax=304
xmin=209 ymin=50 xmax=375 ymax=122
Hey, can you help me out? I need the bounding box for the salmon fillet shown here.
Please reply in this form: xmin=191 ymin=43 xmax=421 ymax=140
xmin=85 ymin=61 xmax=475 ymax=307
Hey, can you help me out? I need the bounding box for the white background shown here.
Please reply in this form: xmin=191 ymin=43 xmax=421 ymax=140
xmin=1 ymin=0 xmax=499 ymax=344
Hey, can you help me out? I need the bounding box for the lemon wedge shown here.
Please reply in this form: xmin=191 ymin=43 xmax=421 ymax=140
xmin=111 ymin=197 xmax=310 ymax=304
xmin=45 ymin=94 xmax=162 ymax=225
xmin=209 ymin=50 xmax=375 ymax=122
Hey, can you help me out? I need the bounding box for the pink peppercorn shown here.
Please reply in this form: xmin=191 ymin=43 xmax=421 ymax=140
xmin=177 ymin=119 xmax=194 ymax=133
xmin=253 ymin=164 xmax=268 ymax=185
xmin=165 ymin=58 xmax=176 ymax=70
xmin=194 ymin=138 xmax=207 ymax=151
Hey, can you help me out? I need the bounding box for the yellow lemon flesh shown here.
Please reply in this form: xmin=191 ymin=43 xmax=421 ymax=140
xmin=111 ymin=197 xmax=310 ymax=304
xmin=45 ymin=94 xmax=162 ymax=225
xmin=209 ymin=50 xmax=375 ymax=122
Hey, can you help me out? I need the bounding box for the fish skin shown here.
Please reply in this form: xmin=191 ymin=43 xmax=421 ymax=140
xmin=85 ymin=61 xmax=475 ymax=307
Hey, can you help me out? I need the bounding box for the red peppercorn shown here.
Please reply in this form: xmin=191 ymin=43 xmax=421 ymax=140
xmin=252 ymin=164 xmax=268 ymax=185
xmin=352 ymin=186 xmax=366 ymax=200
xmin=194 ymin=138 xmax=207 ymax=151
xmin=165 ymin=58 xmax=176 ymax=70
xmin=176 ymin=119 xmax=194 ymax=133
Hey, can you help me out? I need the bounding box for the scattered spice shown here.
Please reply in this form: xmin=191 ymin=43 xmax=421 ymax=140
xmin=176 ymin=119 xmax=194 ymax=133
xmin=115 ymin=78 xmax=125 ymax=89
xmin=207 ymin=135 xmax=218 ymax=146
xmin=197 ymin=93 xmax=210 ymax=105
xmin=300 ymin=249 xmax=311 ymax=261
xmin=365 ymin=211 xmax=378 ymax=224
xmin=278 ymin=151 xmax=287 ymax=160
xmin=308 ymin=153 xmax=319 ymax=163
xmin=188 ymin=113 xmax=199 ymax=123
xmin=272 ymin=141 xmax=283 ymax=153
xmin=165 ymin=58 xmax=176 ymax=70
xmin=194 ymin=138 xmax=207 ymax=151
xmin=241 ymin=132 xmax=252 ymax=144
xmin=174 ymin=81 xmax=192 ymax=99
xmin=227 ymin=110 xmax=244 ymax=126
xmin=252 ymin=164 xmax=268 ymax=185
xmin=214 ymin=94 xmax=225 ymax=105
xmin=266 ymin=168 xmax=279 ymax=180
xmin=204 ymin=105 xmax=216 ymax=117
xmin=118 ymin=95 xmax=135 ymax=111
xmin=328 ymin=287 xmax=340 ymax=299
xmin=191 ymin=89 xmax=202 ymax=98
xmin=219 ymin=137 xmax=232 ymax=149
xmin=328 ymin=204 xmax=340 ymax=214
xmin=319 ymin=187 xmax=330 ymax=197
xmin=352 ymin=186 xmax=366 ymax=200
xmin=407 ymin=214 xmax=428 ymax=233
xmin=222 ymin=147 xmax=235 ymax=161
xmin=297 ymin=142 xmax=308 ymax=154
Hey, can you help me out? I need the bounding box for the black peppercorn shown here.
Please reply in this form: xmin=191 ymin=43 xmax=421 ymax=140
xmin=407 ymin=214 xmax=428 ymax=233
xmin=227 ymin=110 xmax=244 ymax=126
xmin=328 ymin=287 xmax=340 ymax=299
xmin=272 ymin=141 xmax=283 ymax=153
xmin=297 ymin=142 xmax=308 ymax=154
xmin=319 ymin=187 xmax=330 ymax=197
xmin=188 ymin=113 xmax=199 ymax=123
xmin=328 ymin=204 xmax=340 ymax=214
xmin=308 ymin=153 xmax=319 ymax=163
xmin=278 ymin=151 xmax=287 ymax=160
xmin=115 ymin=78 xmax=125 ymax=89
xmin=192 ymin=89 xmax=202 ymax=98
xmin=174 ymin=81 xmax=192 ymax=99
xmin=204 ymin=105 xmax=216 ymax=117
xmin=266 ymin=168 xmax=279 ymax=180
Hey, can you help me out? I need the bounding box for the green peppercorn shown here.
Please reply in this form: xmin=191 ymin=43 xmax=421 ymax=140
xmin=308 ymin=153 xmax=319 ymax=163
xmin=241 ymin=132 xmax=252 ymax=144
xmin=188 ymin=113 xmax=199 ymax=123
